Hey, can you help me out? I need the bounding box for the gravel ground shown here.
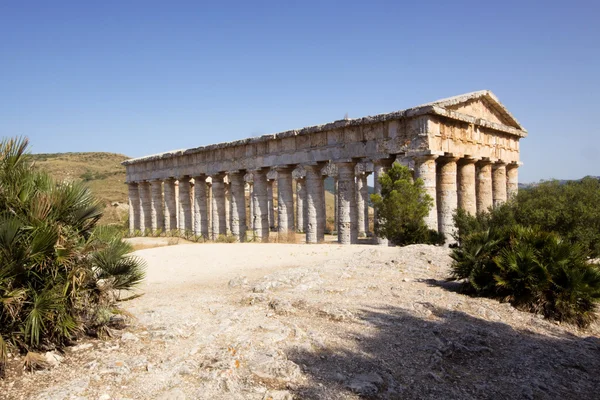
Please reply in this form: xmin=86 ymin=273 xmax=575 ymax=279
xmin=1 ymin=241 xmax=600 ymax=399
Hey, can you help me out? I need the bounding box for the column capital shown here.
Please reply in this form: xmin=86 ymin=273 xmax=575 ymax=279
xmin=476 ymin=157 xmax=493 ymax=167
xmin=273 ymin=164 xmax=295 ymax=172
xmin=457 ymin=156 xmax=479 ymax=165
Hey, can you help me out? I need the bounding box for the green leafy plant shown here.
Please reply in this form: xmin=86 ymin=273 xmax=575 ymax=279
xmin=371 ymin=162 xmax=441 ymax=245
xmin=0 ymin=137 xmax=145 ymax=376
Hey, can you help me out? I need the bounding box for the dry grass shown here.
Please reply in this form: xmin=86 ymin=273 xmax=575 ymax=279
xmin=31 ymin=152 xmax=129 ymax=225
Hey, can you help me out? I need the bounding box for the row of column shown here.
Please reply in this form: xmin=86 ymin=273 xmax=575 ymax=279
xmin=128 ymin=157 xmax=518 ymax=245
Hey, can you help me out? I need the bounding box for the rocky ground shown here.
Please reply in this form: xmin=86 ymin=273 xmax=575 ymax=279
xmin=1 ymin=242 xmax=600 ymax=400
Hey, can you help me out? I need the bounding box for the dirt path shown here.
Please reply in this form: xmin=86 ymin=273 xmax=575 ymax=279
xmin=2 ymin=242 xmax=600 ymax=399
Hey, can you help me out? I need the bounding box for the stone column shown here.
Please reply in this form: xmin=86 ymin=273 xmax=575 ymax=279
xmin=276 ymin=166 xmax=295 ymax=235
xmin=492 ymin=162 xmax=507 ymax=207
xmin=337 ymin=162 xmax=358 ymax=244
xmin=356 ymin=172 xmax=369 ymax=237
xmin=333 ymin=178 xmax=338 ymax=234
xmin=150 ymin=180 xmax=164 ymax=233
xmin=267 ymin=179 xmax=275 ymax=231
xmin=139 ymin=181 xmax=152 ymax=234
xmin=163 ymin=178 xmax=177 ymax=231
xmin=457 ymin=158 xmax=477 ymax=215
xmin=248 ymin=182 xmax=254 ymax=230
xmin=506 ymin=163 xmax=519 ymax=199
xmin=476 ymin=160 xmax=493 ymax=213
xmin=414 ymin=155 xmax=439 ymax=232
xmin=193 ymin=175 xmax=209 ymax=238
xmin=224 ymin=182 xmax=231 ymax=235
xmin=211 ymin=173 xmax=227 ymax=239
xmin=305 ymin=164 xmax=326 ymax=243
xmin=178 ymin=176 xmax=192 ymax=234
xmin=127 ymin=182 xmax=140 ymax=235
xmin=252 ymin=169 xmax=270 ymax=241
xmin=229 ymin=171 xmax=247 ymax=242
xmin=437 ymin=157 xmax=458 ymax=241
xmin=372 ymin=158 xmax=394 ymax=245
xmin=296 ymin=178 xmax=306 ymax=233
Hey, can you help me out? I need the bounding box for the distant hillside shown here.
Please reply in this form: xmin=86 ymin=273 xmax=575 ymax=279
xmin=31 ymin=152 xmax=129 ymax=224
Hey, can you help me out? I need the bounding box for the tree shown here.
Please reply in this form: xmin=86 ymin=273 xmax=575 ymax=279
xmin=370 ymin=162 xmax=440 ymax=245
xmin=0 ymin=137 xmax=145 ymax=376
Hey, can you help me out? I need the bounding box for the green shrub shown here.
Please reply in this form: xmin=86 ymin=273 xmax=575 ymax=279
xmin=514 ymin=178 xmax=600 ymax=257
xmin=0 ymin=137 xmax=145 ymax=376
xmin=371 ymin=162 xmax=442 ymax=245
xmin=450 ymin=222 xmax=600 ymax=327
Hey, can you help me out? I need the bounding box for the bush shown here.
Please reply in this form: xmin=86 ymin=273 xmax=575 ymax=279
xmin=0 ymin=137 xmax=145 ymax=376
xmin=450 ymin=214 xmax=600 ymax=327
xmin=371 ymin=162 xmax=441 ymax=246
xmin=514 ymin=178 xmax=600 ymax=257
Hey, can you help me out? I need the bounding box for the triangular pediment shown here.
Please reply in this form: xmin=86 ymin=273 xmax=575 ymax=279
xmin=424 ymin=90 xmax=524 ymax=131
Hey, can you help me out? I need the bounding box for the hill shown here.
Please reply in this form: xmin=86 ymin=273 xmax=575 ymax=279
xmin=31 ymin=152 xmax=129 ymax=225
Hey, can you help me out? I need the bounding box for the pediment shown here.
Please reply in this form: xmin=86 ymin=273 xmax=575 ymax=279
xmin=425 ymin=90 xmax=524 ymax=131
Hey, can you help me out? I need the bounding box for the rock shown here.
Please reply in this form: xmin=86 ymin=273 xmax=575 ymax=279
xmin=250 ymin=354 xmax=301 ymax=384
xmin=70 ymin=343 xmax=93 ymax=352
xmin=347 ymin=372 xmax=384 ymax=396
xmin=268 ymin=298 xmax=294 ymax=315
xmin=99 ymin=394 xmax=111 ymax=400
xmin=241 ymin=293 xmax=268 ymax=305
xmin=229 ymin=276 xmax=248 ymax=288
xmin=402 ymin=277 xmax=411 ymax=282
xmin=120 ymin=332 xmax=139 ymax=342
xmin=318 ymin=305 xmax=354 ymax=321
xmin=44 ymin=351 xmax=63 ymax=368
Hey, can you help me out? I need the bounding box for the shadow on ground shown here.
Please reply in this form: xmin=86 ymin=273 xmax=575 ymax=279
xmin=287 ymin=304 xmax=600 ymax=399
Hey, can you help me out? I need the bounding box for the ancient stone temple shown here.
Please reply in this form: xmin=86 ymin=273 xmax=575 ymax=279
xmin=122 ymin=90 xmax=527 ymax=244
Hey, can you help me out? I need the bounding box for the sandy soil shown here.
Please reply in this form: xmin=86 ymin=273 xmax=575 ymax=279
xmin=2 ymin=241 xmax=600 ymax=399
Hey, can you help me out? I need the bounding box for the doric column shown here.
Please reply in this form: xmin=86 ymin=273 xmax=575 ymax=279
xmin=267 ymin=179 xmax=275 ymax=231
xmin=139 ymin=181 xmax=152 ymax=234
xmin=356 ymin=172 xmax=369 ymax=237
xmin=506 ymin=163 xmax=519 ymax=199
xmin=248 ymin=182 xmax=254 ymax=230
xmin=150 ymin=180 xmax=164 ymax=233
xmin=337 ymin=161 xmax=358 ymax=244
xmin=224 ymin=182 xmax=231 ymax=235
xmin=333 ymin=178 xmax=338 ymax=234
xmin=193 ymin=175 xmax=209 ymax=238
xmin=372 ymin=158 xmax=395 ymax=245
xmin=229 ymin=171 xmax=247 ymax=242
xmin=252 ymin=168 xmax=270 ymax=241
xmin=296 ymin=178 xmax=306 ymax=233
xmin=305 ymin=163 xmax=326 ymax=243
xmin=476 ymin=160 xmax=493 ymax=213
xmin=457 ymin=158 xmax=477 ymax=215
xmin=178 ymin=176 xmax=192 ymax=234
xmin=163 ymin=178 xmax=177 ymax=231
xmin=127 ymin=182 xmax=140 ymax=235
xmin=414 ymin=155 xmax=439 ymax=231
xmin=276 ymin=166 xmax=295 ymax=235
xmin=493 ymin=162 xmax=508 ymax=206
xmin=211 ymin=173 xmax=227 ymax=239
xmin=437 ymin=157 xmax=458 ymax=241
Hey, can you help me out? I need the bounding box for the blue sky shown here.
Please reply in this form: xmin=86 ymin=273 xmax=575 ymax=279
xmin=1 ymin=1 xmax=598 ymax=182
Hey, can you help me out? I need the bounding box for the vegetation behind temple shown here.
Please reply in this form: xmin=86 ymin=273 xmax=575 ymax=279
xmin=0 ymin=138 xmax=145 ymax=376
xmin=451 ymin=177 xmax=600 ymax=327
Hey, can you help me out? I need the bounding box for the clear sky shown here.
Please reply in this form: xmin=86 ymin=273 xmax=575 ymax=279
xmin=1 ymin=1 xmax=598 ymax=182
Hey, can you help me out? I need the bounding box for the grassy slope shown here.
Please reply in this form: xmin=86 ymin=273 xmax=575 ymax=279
xmin=32 ymin=152 xmax=129 ymax=225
